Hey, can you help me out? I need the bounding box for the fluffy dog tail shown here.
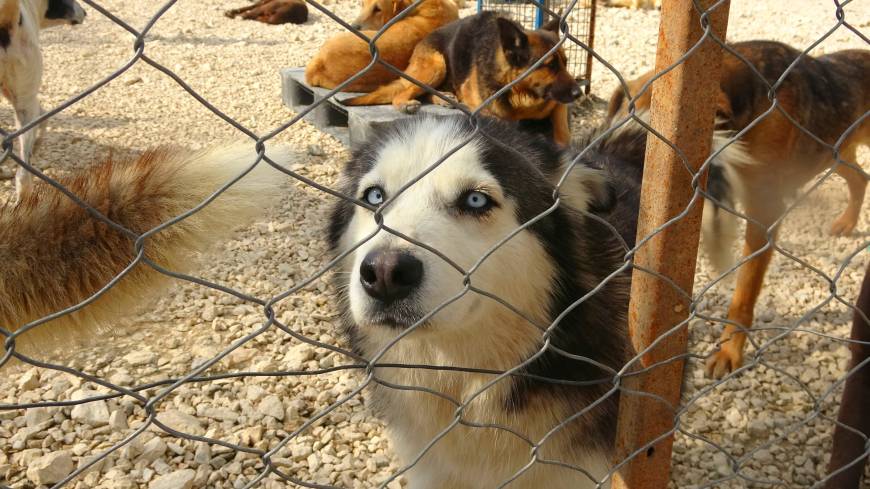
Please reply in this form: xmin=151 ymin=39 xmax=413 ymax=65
xmin=1 ymin=143 xmax=291 ymax=351
xmin=700 ymin=132 xmax=754 ymax=276
xmin=342 ymin=79 xmax=405 ymax=106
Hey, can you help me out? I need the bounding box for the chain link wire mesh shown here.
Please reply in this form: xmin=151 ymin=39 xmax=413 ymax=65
xmin=1 ymin=0 xmax=868 ymax=488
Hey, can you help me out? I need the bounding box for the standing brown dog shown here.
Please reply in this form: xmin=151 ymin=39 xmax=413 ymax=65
xmin=344 ymin=13 xmax=581 ymax=146
xmin=304 ymin=0 xmax=458 ymax=92
xmin=607 ymin=40 xmax=870 ymax=378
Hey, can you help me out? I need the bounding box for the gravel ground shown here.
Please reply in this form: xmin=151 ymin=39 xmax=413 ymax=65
xmin=1 ymin=0 xmax=868 ymax=488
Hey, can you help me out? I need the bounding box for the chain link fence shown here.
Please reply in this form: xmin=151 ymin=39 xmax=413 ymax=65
xmin=1 ymin=0 xmax=868 ymax=488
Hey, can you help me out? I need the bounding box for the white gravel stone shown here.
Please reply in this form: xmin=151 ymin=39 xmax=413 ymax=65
xmin=70 ymin=390 xmax=110 ymax=427
xmin=17 ymin=369 xmax=40 ymax=391
xmin=24 ymin=407 xmax=52 ymax=427
xmin=26 ymin=451 xmax=73 ymax=485
xmin=109 ymin=410 xmax=129 ymax=430
xmin=257 ymin=395 xmax=285 ymax=421
xmin=138 ymin=437 xmax=168 ymax=464
xmin=124 ymin=350 xmax=157 ymax=366
xmin=149 ymin=468 xmax=196 ymax=489
xmin=154 ymin=410 xmax=205 ymax=436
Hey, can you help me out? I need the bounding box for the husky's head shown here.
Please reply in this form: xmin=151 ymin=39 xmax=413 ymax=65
xmin=328 ymin=117 xmax=606 ymax=348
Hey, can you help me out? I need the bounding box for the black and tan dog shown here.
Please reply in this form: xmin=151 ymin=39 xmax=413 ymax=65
xmin=343 ymin=12 xmax=581 ymax=146
xmin=608 ymin=40 xmax=870 ymax=378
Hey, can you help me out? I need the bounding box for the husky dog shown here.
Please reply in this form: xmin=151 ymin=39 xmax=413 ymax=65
xmin=0 ymin=0 xmax=86 ymax=200
xmin=327 ymin=115 xmax=750 ymax=487
xmin=2 ymin=143 xmax=290 ymax=351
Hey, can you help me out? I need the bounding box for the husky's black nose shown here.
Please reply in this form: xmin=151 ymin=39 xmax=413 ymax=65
xmin=359 ymin=250 xmax=424 ymax=303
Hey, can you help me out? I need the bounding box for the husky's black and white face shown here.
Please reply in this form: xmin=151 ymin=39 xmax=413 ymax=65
xmin=329 ymin=117 xmax=599 ymax=345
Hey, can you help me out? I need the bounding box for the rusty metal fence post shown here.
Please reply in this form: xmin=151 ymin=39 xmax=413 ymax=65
xmin=611 ymin=0 xmax=730 ymax=487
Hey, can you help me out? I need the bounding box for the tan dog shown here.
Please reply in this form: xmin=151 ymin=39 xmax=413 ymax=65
xmin=344 ymin=13 xmax=581 ymax=146
xmin=304 ymin=0 xmax=458 ymax=93
xmin=607 ymin=40 xmax=870 ymax=378
xmin=351 ymin=0 xmax=463 ymax=29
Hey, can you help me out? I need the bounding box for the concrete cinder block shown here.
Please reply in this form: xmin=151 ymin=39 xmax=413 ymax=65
xmin=281 ymin=67 xmax=459 ymax=149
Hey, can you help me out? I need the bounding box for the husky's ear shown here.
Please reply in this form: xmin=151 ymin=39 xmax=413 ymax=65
xmin=497 ymin=17 xmax=530 ymax=67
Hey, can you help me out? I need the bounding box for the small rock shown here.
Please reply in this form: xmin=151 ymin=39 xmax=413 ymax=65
xmin=109 ymin=410 xmax=128 ymax=430
xmin=69 ymin=389 xmax=110 ymax=426
xmin=149 ymin=468 xmax=195 ymax=489
xmin=307 ymin=144 xmax=325 ymax=156
xmin=124 ymin=76 xmax=144 ymax=86
xmin=202 ymin=304 xmax=216 ymax=322
xmin=153 ymin=410 xmax=205 ymax=436
xmin=138 ymin=437 xmax=167 ymax=464
xmin=25 ymin=407 xmax=52 ymax=427
xmin=257 ymin=395 xmax=284 ymax=421
xmin=18 ymin=369 xmax=40 ymax=391
xmin=26 ymin=451 xmax=73 ymax=485
xmin=286 ymin=344 xmax=315 ymax=370
xmin=124 ymin=350 xmax=156 ymax=366
xmin=748 ymin=419 xmax=768 ymax=438
xmin=71 ymin=398 xmax=110 ymax=427
xmin=194 ymin=444 xmax=211 ymax=466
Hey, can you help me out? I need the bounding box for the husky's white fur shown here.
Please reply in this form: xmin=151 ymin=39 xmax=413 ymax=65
xmin=332 ymin=118 xmax=617 ymax=488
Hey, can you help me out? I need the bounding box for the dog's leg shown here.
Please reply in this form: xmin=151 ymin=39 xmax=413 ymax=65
xmin=825 ymin=263 xmax=870 ymax=489
xmin=13 ymin=95 xmax=42 ymax=199
xmin=830 ymin=145 xmax=866 ymax=236
xmin=550 ymin=103 xmax=571 ymax=146
xmin=706 ymin=195 xmax=784 ymax=379
xmin=392 ymin=47 xmax=447 ymax=114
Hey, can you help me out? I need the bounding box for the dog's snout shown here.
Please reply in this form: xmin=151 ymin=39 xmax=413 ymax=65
xmin=360 ymin=250 xmax=424 ymax=303
xmin=570 ymin=85 xmax=582 ymax=100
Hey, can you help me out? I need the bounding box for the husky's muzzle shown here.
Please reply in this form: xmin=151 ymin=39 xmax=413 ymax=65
xmin=358 ymin=249 xmax=425 ymax=327
xmin=360 ymin=249 xmax=424 ymax=304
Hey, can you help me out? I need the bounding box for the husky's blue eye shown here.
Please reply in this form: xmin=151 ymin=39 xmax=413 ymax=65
xmin=459 ymin=190 xmax=494 ymax=213
xmin=363 ymin=186 xmax=385 ymax=206
xmin=466 ymin=191 xmax=488 ymax=208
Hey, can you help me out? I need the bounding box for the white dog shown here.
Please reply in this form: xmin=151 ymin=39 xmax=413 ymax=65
xmin=0 ymin=0 xmax=85 ymax=199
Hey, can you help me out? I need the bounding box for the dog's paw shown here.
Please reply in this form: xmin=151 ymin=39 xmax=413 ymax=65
xmin=397 ymin=100 xmax=422 ymax=114
xmin=704 ymin=347 xmax=743 ymax=379
xmin=432 ymin=91 xmax=458 ymax=107
xmin=830 ymin=214 xmax=858 ymax=236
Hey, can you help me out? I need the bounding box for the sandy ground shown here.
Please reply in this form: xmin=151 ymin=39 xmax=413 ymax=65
xmin=1 ymin=0 xmax=868 ymax=488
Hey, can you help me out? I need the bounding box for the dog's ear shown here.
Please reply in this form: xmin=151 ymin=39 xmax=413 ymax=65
xmin=542 ymin=10 xmax=563 ymax=33
xmin=497 ymin=17 xmax=530 ymax=67
xmin=392 ymin=0 xmax=411 ymax=15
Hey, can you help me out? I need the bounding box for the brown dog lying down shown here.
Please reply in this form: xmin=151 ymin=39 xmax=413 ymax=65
xmin=608 ymin=40 xmax=870 ymax=378
xmin=825 ymin=262 xmax=870 ymax=489
xmin=344 ymin=12 xmax=581 ymax=146
xmin=225 ymin=0 xmax=308 ymax=24
xmin=304 ymin=0 xmax=458 ymax=92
